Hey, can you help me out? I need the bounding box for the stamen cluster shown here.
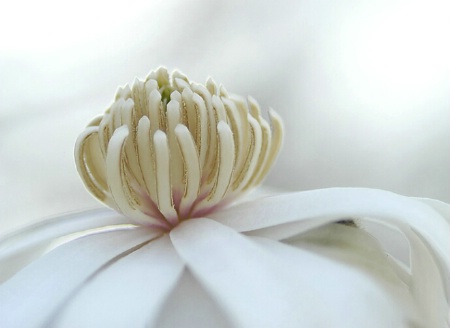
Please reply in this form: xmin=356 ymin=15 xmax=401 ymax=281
xmin=75 ymin=67 xmax=283 ymax=229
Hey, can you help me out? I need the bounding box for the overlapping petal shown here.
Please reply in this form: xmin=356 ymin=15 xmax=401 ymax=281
xmin=51 ymin=236 xmax=184 ymax=327
xmin=210 ymin=188 xmax=450 ymax=327
xmin=0 ymin=208 xmax=133 ymax=283
xmin=170 ymin=218 xmax=417 ymax=327
xmin=0 ymin=188 xmax=448 ymax=327
xmin=0 ymin=228 xmax=160 ymax=328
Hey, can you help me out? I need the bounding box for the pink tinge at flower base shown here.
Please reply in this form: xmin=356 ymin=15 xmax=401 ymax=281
xmin=75 ymin=67 xmax=283 ymax=230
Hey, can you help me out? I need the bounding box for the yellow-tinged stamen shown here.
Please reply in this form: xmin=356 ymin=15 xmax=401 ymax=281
xmin=75 ymin=67 xmax=284 ymax=229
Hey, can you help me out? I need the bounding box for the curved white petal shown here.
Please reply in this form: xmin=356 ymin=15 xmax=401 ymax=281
xmin=210 ymin=188 xmax=450 ymax=326
xmin=0 ymin=208 xmax=133 ymax=283
xmin=210 ymin=188 xmax=449 ymax=270
xmin=405 ymin=228 xmax=448 ymax=327
xmin=252 ymin=239 xmax=420 ymax=328
xmin=0 ymin=227 xmax=161 ymax=328
xmin=212 ymin=188 xmax=447 ymax=236
xmin=170 ymin=218 xmax=418 ymax=327
xmin=283 ymin=223 xmax=423 ymax=324
xmin=154 ymin=269 xmax=234 ymax=328
xmin=51 ymin=235 xmax=184 ymax=328
xmin=0 ymin=188 xmax=447 ymax=327
xmin=415 ymin=197 xmax=450 ymax=223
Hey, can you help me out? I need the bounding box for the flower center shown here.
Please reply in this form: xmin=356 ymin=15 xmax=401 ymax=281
xmin=159 ymin=85 xmax=173 ymax=109
xmin=75 ymin=67 xmax=283 ymax=230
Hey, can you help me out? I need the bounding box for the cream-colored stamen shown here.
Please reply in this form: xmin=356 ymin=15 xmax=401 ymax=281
xmin=75 ymin=67 xmax=284 ymax=229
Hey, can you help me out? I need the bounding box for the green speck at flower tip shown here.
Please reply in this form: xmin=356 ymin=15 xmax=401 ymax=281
xmin=75 ymin=66 xmax=284 ymax=231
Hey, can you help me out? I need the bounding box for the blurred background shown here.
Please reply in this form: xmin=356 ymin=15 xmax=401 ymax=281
xmin=1 ymin=0 xmax=449 ymax=233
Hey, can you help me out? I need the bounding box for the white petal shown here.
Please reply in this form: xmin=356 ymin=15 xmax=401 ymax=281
xmin=0 ymin=208 xmax=132 ymax=282
xmin=170 ymin=218 xmax=411 ymax=327
xmin=405 ymin=228 xmax=448 ymax=327
xmin=254 ymin=236 xmax=420 ymax=327
xmin=416 ymin=197 xmax=450 ymax=223
xmin=210 ymin=188 xmax=450 ymax=326
xmin=210 ymin=188 xmax=449 ymax=269
xmin=0 ymin=227 xmax=160 ymax=328
xmin=52 ymin=235 xmax=184 ymax=328
xmin=284 ymin=223 xmax=421 ymax=322
xmin=154 ymin=269 xmax=233 ymax=328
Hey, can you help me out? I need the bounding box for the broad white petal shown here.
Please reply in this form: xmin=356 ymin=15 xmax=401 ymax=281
xmin=0 ymin=208 xmax=133 ymax=282
xmin=154 ymin=269 xmax=233 ymax=328
xmin=255 ymin=236 xmax=419 ymax=327
xmin=210 ymin=188 xmax=449 ymax=271
xmin=284 ymin=223 xmax=408 ymax=283
xmin=405 ymin=228 xmax=448 ymax=327
xmin=416 ymin=197 xmax=450 ymax=223
xmin=170 ymin=218 xmax=413 ymax=327
xmin=52 ymin=235 xmax=184 ymax=328
xmin=211 ymin=188 xmax=450 ymax=326
xmin=0 ymin=227 xmax=160 ymax=328
xmin=284 ymin=223 xmax=421 ymax=324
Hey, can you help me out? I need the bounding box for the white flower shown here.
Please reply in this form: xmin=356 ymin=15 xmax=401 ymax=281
xmin=0 ymin=68 xmax=448 ymax=328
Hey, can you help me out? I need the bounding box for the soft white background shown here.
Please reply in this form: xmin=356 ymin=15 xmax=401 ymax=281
xmin=1 ymin=0 xmax=449 ymax=233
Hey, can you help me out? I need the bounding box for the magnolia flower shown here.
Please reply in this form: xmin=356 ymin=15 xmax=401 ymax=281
xmin=0 ymin=68 xmax=449 ymax=328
